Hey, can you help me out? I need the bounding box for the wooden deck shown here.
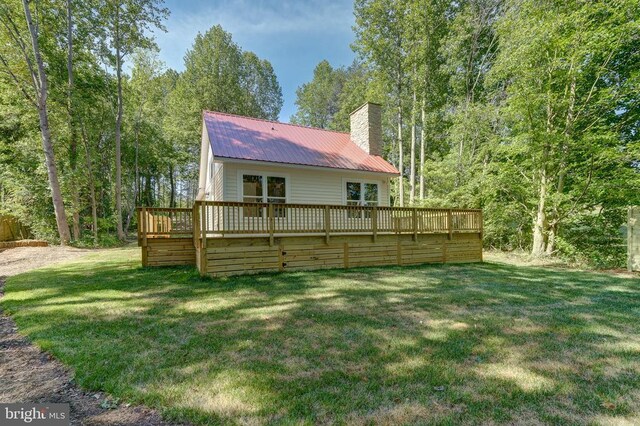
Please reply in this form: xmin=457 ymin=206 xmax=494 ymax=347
xmin=138 ymin=201 xmax=483 ymax=276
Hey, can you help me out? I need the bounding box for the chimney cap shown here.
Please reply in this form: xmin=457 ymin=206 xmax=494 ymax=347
xmin=349 ymin=101 xmax=382 ymax=116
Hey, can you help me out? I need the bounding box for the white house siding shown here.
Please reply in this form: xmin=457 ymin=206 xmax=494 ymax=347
xmin=203 ymin=145 xmax=224 ymax=202
xmin=201 ymin=148 xmax=224 ymax=231
xmin=204 ymin=145 xmax=214 ymax=200
xmin=220 ymin=161 xmax=392 ymax=206
xmin=213 ymin=163 xmax=223 ymax=201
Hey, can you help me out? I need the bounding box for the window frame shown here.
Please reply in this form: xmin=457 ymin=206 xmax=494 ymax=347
xmin=342 ymin=178 xmax=381 ymax=219
xmin=342 ymin=178 xmax=381 ymax=207
xmin=238 ymin=170 xmax=290 ymax=203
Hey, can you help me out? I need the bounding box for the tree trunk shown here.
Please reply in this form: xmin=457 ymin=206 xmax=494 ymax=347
xmin=169 ymin=164 xmax=176 ymax=208
xmin=531 ymin=168 xmax=548 ymax=256
xmin=71 ymin=188 xmax=80 ymax=240
xmin=409 ymin=86 xmax=416 ymax=205
xmin=397 ymin=105 xmax=404 ymax=207
xmin=144 ymin=175 xmax=153 ymax=206
xmin=456 ymin=101 xmax=468 ymax=189
xmin=124 ymin=200 xmax=135 ymax=236
xmin=532 ymin=95 xmax=554 ymax=256
xmin=23 ymin=0 xmax=71 ymax=245
xmin=419 ymin=97 xmax=426 ymax=200
xmin=114 ymin=6 xmax=125 ymax=241
xmin=532 ymin=76 xmax=557 ymax=257
xmin=133 ymin=78 xmax=145 ymax=207
xmin=66 ymin=0 xmax=81 ymax=241
xmin=81 ymin=124 xmax=99 ymax=244
xmin=546 ymin=71 xmax=576 ymax=257
xmin=396 ymin=62 xmax=404 ymax=207
xmin=545 ymin=223 xmax=557 ymax=256
xmin=134 ymin=119 xmax=140 ymax=206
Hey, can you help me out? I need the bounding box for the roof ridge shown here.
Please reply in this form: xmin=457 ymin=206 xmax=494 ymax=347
xmin=202 ymin=110 xmax=351 ymax=136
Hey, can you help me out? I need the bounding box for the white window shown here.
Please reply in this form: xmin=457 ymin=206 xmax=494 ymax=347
xmin=346 ymin=181 xmax=379 ymax=206
xmin=345 ymin=181 xmax=379 ymax=218
xmin=242 ymin=174 xmax=287 ymax=217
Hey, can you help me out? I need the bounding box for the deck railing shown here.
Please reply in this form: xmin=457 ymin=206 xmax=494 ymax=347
xmin=194 ymin=201 xmax=482 ymax=242
xmin=138 ymin=202 xmax=482 ymax=243
xmin=137 ymin=207 xmax=194 ymax=243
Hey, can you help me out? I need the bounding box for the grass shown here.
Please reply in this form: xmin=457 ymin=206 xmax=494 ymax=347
xmin=2 ymin=248 xmax=640 ymax=425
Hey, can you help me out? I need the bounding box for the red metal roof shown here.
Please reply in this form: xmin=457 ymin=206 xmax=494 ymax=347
xmin=204 ymin=111 xmax=399 ymax=175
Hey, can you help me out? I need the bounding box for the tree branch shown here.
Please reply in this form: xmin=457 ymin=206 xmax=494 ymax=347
xmin=0 ymin=12 xmax=40 ymax=92
xmin=0 ymin=53 xmax=37 ymax=107
xmin=550 ymin=155 xmax=595 ymax=226
xmin=573 ymin=49 xmax=615 ymax=123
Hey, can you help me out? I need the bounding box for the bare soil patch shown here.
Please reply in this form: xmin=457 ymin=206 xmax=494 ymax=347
xmin=0 ymin=246 xmax=92 ymax=277
xmin=0 ymin=246 xmax=182 ymax=426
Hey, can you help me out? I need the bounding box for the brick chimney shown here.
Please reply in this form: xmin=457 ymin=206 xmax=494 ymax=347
xmin=350 ymin=102 xmax=382 ymax=156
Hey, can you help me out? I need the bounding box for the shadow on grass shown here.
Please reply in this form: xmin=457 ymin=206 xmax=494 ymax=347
xmin=2 ymin=255 xmax=640 ymax=425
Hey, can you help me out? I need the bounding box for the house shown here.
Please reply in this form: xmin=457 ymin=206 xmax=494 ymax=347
xmin=196 ymin=102 xmax=399 ymax=208
xmin=137 ymin=102 xmax=483 ymax=277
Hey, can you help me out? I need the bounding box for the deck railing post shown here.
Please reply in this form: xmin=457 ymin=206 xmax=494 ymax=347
xmin=394 ymin=210 xmax=399 ymax=235
xmin=412 ymin=209 xmax=418 ymax=241
xmin=372 ymin=206 xmax=378 ymax=243
xmin=192 ymin=202 xmax=199 ymax=248
xmin=141 ymin=206 xmax=147 ymax=247
xmin=268 ymin=203 xmax=275 ymax=246
xmin=198 ymin=201 xmax=208 ymax=275
xmin=447 ymin=209 xmax=453 ymax=240
xmin=324 ymin=205 xmax=331 ymax=244
xmin=136 ymin=208 xmax=141 ymax=246
xmin=200 ymin=202 xmax=207 ymax=249
xmin=479 ymin=210 xmax=483 ymax=240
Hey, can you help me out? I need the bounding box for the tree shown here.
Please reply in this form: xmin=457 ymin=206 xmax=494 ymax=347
xmin=240 ymin=51 xmax=283 ymax=121
xmin=0 ymin=0 xmax=72 ymax=244
xmin=98 ymin=0 xmax=168 ymax=241
xmin=290 ymin=60 xmax=346 ymax=128
xmin=354 ymin=0 xmax=409 ymax=206
xmin=405 ymin=0 xmax=449 ymax=201
xmin=165 ymin=25 xmax=283 ymax=194
xmin=490 ymin=0 xmax=640 ymax=256
xmin=330 ymin=61 xmax=377 ymax=132
xmin=290 ymin=0 xmax=639 ymax=266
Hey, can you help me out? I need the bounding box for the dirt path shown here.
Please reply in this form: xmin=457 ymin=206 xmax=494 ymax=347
xmin=0 ymin=246 xmax=182 ymax=425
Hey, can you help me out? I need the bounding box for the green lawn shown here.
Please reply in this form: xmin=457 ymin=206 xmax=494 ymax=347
xmin=3 ymin=248 xmax=640 ymax=425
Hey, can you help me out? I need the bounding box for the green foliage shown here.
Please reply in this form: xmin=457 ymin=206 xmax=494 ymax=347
xmin=291 ymin=0 xmax=640 ymax=267
xmin=167 ymin=25 xmax=282 ymax=140
xmin=557 ymin=208 xmax=628 ymax=269
xmin=164 ymin=25 xmax=283 ymax=188
xmin=290 ymin=60 xmax=347 ymax=129
xmin=1 ymin=4 xmax=282 ymax=246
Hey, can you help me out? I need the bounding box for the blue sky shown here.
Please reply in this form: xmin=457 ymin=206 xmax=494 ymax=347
xmin=155 ymin=0 xmax=356 ymax=122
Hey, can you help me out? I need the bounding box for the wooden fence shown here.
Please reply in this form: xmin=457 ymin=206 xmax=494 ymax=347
xmin=0 ymin=215 xmax=31 ymax=242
